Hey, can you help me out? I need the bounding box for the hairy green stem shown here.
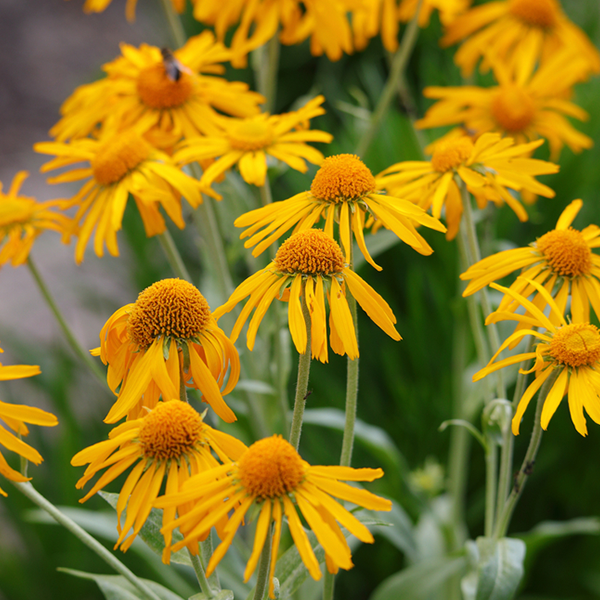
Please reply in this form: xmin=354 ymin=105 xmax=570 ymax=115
xmin=323 ymin=571 xmax=335 ymax=600
xmin=13 ymin=481 xmax=162 ymax=600
xmin=158 ymin=231 xmax=192 ymax=283
xmin=355 ymin=0 xmax=423 ymax=157
xmin=252 ymin=527 xmax=273 ymax=600
xmin=189 ymin=550 xmax=215 ymax=598
xmin=202 ymin=533 xmax=221 ymax=592
xmin=484 ymin=442 xmax=497 ymax=538
xmin=289 ymin=287 xmax=312 ymax=450
xmin=340 ymin=293 xmax=359 ymax=467
xmin=494 ymin=370 xmax=559 ymax=539
xmin=27 ymin=257 xmax=105 ymax=386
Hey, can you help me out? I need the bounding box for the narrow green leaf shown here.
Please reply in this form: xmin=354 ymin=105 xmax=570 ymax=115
xmin=59 ymin=568 xmax=184 ymax=600
xmin=369 ymin=555 xmax=467 ymax=600
xmin=188 ymin=591 xmax=234 ymax=600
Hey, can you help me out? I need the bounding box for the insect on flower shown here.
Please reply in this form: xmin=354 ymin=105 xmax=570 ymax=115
xmin=161 ymin=47 xmax=192 ymax=82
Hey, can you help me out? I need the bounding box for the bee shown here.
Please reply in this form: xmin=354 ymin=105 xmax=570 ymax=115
xmin=161 ymin=48 xmax=192 ymax=82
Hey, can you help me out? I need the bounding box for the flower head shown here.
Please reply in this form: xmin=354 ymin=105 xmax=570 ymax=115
xmin=35 ymin=129 xmax=208 ymax=263
xmin=417 ymin=54 xmax=593 ymax=160
xmin=174 ymin=95 xmax=333 ymax=190
xmin=214 ymin=230 xmax=401 ymax=362
xmin=0 ymin=171 xmax=70 ymax=268
xmin=441 ymin=0 xmax=600 ymax=78
xmin=156 ymin=434 xmax=392 ymax=598
xmin=0 ymin=347 xmax=58 ymax=496
xmin=96 ymin=278 xmax=239 ymax=424
xmin=50 ymin=33 xmax=264 ymax=144
xmin=474 ymin=280 xmax=600 ymax=436
xmin=235 ymin=153 xmax=446 ymax=270
xmin=461 ymin=200 xmax=600 ymax=330
xmin=377 ymin=132 xmax=559 ymax=240
xmin=71 ymin=400 xmax=246 ymax=559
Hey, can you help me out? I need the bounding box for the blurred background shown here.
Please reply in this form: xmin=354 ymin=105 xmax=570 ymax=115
xmin=2 ymin=1 xmax=600 ymax=599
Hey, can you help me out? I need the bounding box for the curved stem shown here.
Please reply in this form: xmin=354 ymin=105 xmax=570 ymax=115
xmin=355 ymin=0 xmax=423 ymax=157
xmin=252 ymin=527 xmax=273 ymax=600
xmin=159 ymin=0 xmax=186 ymax=47
xmin=13 ymin=481 xmax=162 ymax=600
xmin=460 ymin=184 xmax=506 ymax=400
xmin=494 ymin=369 xmax=559 ymax=539
xmin=27 ymin=257 xmax=105 ymax=386
xmin=188 ymin=550 xmax=215 ymax=599
xmin=288 ymin=287 xmax=312 ymax=450
xmin=158 ymin=231 xmax=192 ymax=283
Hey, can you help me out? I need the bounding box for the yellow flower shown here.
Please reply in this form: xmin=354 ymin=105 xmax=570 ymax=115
xmin=474 ymin=280 xmax=600 ymax=437
xmin=191 ymin=0 xmax=354 ymax=67
xmin=0 ymin=347 xmax=58 ymax=496
xmin=416 ymin=54 xmax=593 ymax=160
xmin=0 ymin=171 xmax=70 ymax=268
xmin=174 ymin=95 xmax=333 ymax=190
xmin=95 ymin=279 xmax=239 ymax=424
xmin=235 ymin=154 xmax=446 ymax=270
xmin=68 ymin=0 xmax=185 ymax=21
xmin=398 ymin=0 xmax=470 ymax=27
xmin=156 ymin=435 xmax=392 ymax=598
xmin=214 ymin=229 xmax=401 ymax=362
xmin=377 ymin=133 xmax=559 ymax=240
xmin=50 ymin=32 xmax=264 ymax=143
xmin=441 ymin=0 xmax=600 ymax=78
xmin=462 ymin=200 xmax=600 ymax=327
xmin=71 ymin=400 xmax=247 ymax=559
xmin=351 ymin=0 xmax=401 ymax=52
xmin=35 ymin=129 xmax=208 ymax=264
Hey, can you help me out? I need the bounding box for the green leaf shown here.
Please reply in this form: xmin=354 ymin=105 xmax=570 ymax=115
xmin=99 ymin=491 xmax=192 ymax=567
xmin=59 ymin=568 xmax=184 ymax=600
xmin=369 ymin=555 xmax=467 ymax=600
xmin=189 ymin=592 xmax=234 ymax=600
xmin=235 ymin=379 xmax=276 ymax=395
xmin=461 ymin=537 xmax=526 ymax=600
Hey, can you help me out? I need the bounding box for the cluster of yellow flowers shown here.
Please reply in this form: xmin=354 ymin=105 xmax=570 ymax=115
xmin=1 ymin=0 xmax=600 ymax=596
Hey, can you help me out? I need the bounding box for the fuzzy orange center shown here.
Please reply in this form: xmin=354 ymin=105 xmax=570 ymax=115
xmin=137 ymin=62 xmax=195 ymax=109
xmin=127 ymin=278 xmax=211 ymax=348
xmin=536 ymin=228 xmax=592 ymax=278
xmin=91 ymin=131 xmax=152 ymax=186
xmin=548 ymin=323 xmax=600 ymax=368
xmin=431 ymin=137 xmax=474 ymax=172
xmin=274 ymin=229 xmax=345 ymax=275
xmin=310 ymin=154 xmax=376 ymax=203
xmin=491 ymin=85 xmax=535 ymax=133
xmin=228 ymin=119 xmax=275 ymax=151
xmin=0 ymin=198 xmax=36 ymax=228
xmin=139 ymin=401 xmax=204 ymax=460
xmin=237 ymin=435 xmax=305 ymax=500
xmin=509 ymin=0 xmax=558 ymax=29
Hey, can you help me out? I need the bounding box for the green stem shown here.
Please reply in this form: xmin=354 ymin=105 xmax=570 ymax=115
xmin=340 ymin=294 xmax=359 ymax=467
xmin=494 ymin=369 xmax=559 ymax=539
xmin=188 ymin=550 xmax=215 ymax=599
xmin=355 ymin=0 xmax=423 ymax=157
xmin=484 ymin=442 xmax=497 ymax=538
xmin=288 ymin=286 xmax=312 ymax=450
xmin=159 ymin=0 xmax=186 ymax=47
xmin=252 ymin=527 xmax=273 ymax=600
xmin=254 ymin=36 xmax=280 ymax=114
xmin=158 ymin=231 xmax=192 ymax=283
xmin=12 ymin=481 xmax=162 ymax=600
xmin=460 ymin=183 xmax=506 ymax=400
xmin=202 ymin=533 xmax=221 ymax=592
xmin=323 ymin=571 xmax=335 ymax=600
xmin=27 ymin=257 xmax=105 ymax=386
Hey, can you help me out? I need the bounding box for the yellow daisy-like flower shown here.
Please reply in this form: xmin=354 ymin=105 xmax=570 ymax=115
xmin=50 ymin=32 xmax=264 ymax=143
xmin=235 ymin=153 xmax=446 ymax=270
xmin=191 ymin=0 xmax=354 ymax=67
xmin=0 ymin=347 xmax=58 ymax=496
xmin=462 ymin=200 xmax=600 ymax=327
xmin=474 ymin=280 xmax=600 ymax=437
xmin=68 ymin=0 xmax=184 ymax=21
xmin=156 ymin=435 xmax=392 ymax=598
xmin=377 ymin=132 xmax=559 ymax=240
xmin=398 ymin=0 xmax=470 ymax=27
xmin=351 ymin=0 xmax=401 ymax=53
xmin=214 ymin=229 xmax=401 ymax=362
xmin=95 ymin=279 xmax=239 ymax=424
xmin=71 ymin=400 xmax=247 ymax=559
xmin=416 ymin=54 xmax=593 ymax=160
xmin=174 ymin=95 xmax=333 ymax=190
xmin=0 ymin=171 xmax=70 ymax=268
xmin=441 ymin=0 xmax=600 ymax=78
xmin=35 ymin=129 xmax=208 ymax=264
